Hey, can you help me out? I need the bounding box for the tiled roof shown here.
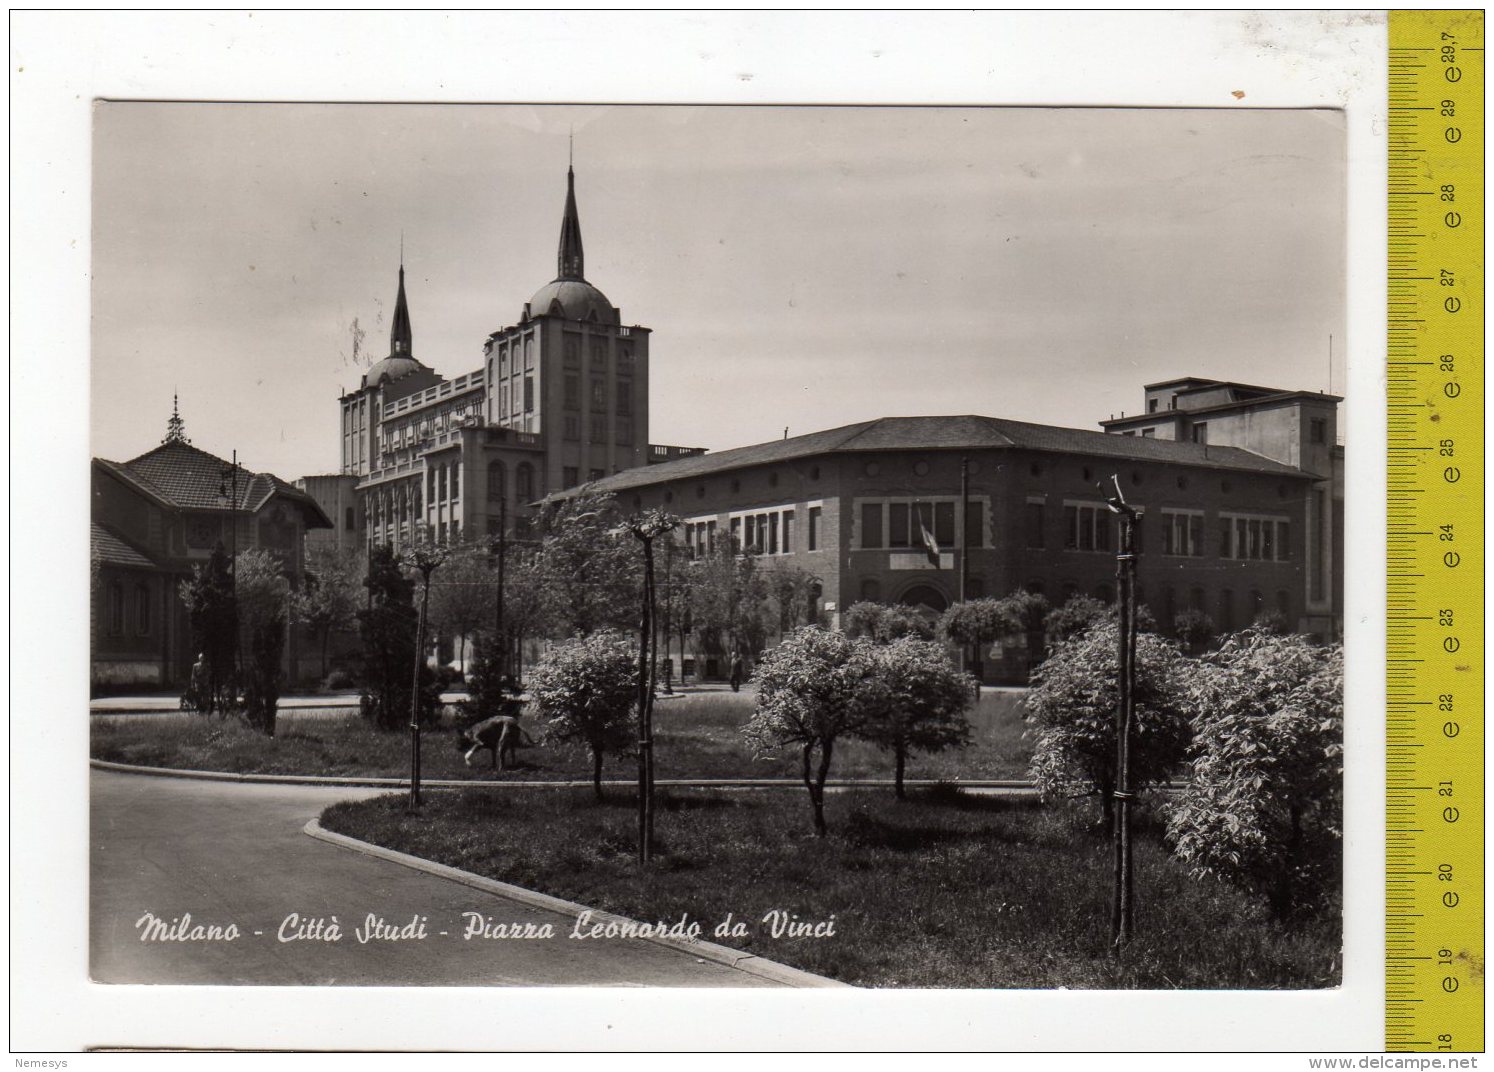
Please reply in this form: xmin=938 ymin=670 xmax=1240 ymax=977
xmin=91 ymin=522 xmax=160 ymax=571
xmin=111 ymin=441 xmax=333 ymax=526
xmin=575 ymin=414 xmax=1309 ymax=497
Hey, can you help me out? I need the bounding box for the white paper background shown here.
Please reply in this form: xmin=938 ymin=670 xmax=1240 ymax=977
xmin=10 ymin=9 xmax=1387 ymax=1057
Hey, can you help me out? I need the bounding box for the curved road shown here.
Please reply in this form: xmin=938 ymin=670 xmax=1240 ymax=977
xmin=90 ymin=769 xmax=773 ymax=987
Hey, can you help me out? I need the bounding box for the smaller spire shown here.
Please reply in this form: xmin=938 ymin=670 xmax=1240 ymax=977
xmin=390 ymin=259 xmax=413 ymax=357
xmin=163 ymin=393 xmax=190 ymax=445
xmin=556 ymin=164 xmax=585 ymax=281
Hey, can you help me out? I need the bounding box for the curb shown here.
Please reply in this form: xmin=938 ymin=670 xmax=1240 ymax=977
xmin=302 ymin=818 xmax=849 ymax=989
xmin=88 ymin=759 xmax=1040 ymax=792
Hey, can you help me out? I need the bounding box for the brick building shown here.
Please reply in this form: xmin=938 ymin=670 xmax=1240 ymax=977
xmin=572 ymin=390 xmax=1342 ymax=682
xmin=90 ymin=403 xmax=332 ymax=691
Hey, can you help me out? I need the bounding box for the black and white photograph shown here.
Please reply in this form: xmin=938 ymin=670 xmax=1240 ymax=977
xmin=16 ymin=9 xmax=1387 ymax=1057
xmin=86 ymin=99 xmax=1346 ymax=990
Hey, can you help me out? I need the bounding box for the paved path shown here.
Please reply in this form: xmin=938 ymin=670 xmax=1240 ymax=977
xmin=90 ymin=769 xmax=773 ymax=987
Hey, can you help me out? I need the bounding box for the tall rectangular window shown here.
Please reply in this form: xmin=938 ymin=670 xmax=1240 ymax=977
xmin=564 ymin=415 xmax=580 ymax=440
xmin=769 ymin=513 xmax=779 ymax=555
xmin=808 ymin=506 xmax=822 ymax=551
xmin=523 ymin=338 xmax=534 ymax=370
xmin=616 ymin=382 xmax=632 ymax=415
xmin=782 ymin=510 xmax=795 ymax=553
xmin=730 ymin=516 xmax=742 ymax=551
xmin=563 ymin=467 xmax=578 ymax=489
xmin=615 ymin=418 xmax=633 ymax=445
xmin=591 ymin=379 xmax=605 ymax=408
xmin=966 ymin=502 xmax=984 ymax=548
xmin=451 ymin=466 xmax=459 ymax=499
xmin=861 ymin=503 xmax=883 ymax=549
xmin=888 ymin=503 xmax=911 ymax=547
xmin=523 ymin=376 xmax=534 ymax=413
xmin=590 ymin=416 xmax=606 ymax=442
xmin=1025 ymin=501 xmax=1045 ymax=548
xmin=1310 ymin=418 xmax=1326 ymax=444
xmin=1191 ymin=422 xmax=1209 ymax=444
xmin=564 ymin=375 xmax=579 ymax=409
xmin=933 ymin=501 xmax=955 ymax=547
xmin=564 ymin=336 xmax=581 ymax=365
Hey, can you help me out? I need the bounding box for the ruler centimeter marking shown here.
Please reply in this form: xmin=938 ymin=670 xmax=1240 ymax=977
xmin=1385 ymin=9 xmax=1484 ymax=1054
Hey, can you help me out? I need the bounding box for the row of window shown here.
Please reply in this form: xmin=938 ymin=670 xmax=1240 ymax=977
xmin=497 ymin=376 xmax=536 ymax=419
xmin=676 ymin=505 xmax=826 ymax=559
xmin=485 ymin=462 xmax=537 ymax=503
xmin=857 ymin=499 xmax=984 ymax=551
xmin=104 ymin=581 xmax=152 ymax=637
xmin=562 ymin=375 xmax=633 ymax=416
xmin=1021 ymin=501 xmax=1294 ymax=562
xmin=562 ymin=414 xmax=634 ymax=445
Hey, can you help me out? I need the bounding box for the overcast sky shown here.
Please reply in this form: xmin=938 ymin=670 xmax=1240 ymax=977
xmin=92 ymin=104 xmax=1345 ymax=477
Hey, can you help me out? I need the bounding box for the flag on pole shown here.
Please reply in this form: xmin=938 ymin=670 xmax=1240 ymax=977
xmin=919 ymin=507 xmax=940 ymax=567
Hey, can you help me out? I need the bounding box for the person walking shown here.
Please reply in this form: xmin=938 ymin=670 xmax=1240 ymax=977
xmin=728 ymin=651 xmax=744 ymax=692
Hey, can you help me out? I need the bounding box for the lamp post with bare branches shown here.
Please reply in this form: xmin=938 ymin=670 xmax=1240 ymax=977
xmin=406 ymin=536 xmax=447 ymax=813
xmin=1101 ymin=474 xmax=1140 ymax=948
xmin=629 ymin=509 xmax=680 ymax=863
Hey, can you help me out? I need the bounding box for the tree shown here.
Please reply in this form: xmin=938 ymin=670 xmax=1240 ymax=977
xmin=426 ymin=540 xmax=495 ymax=669
xmin=357 ymin=544 xmax=438 ymax=731
xmin=690 ymin=541 xmax=771 ymax=665
xmin=526 ymin=631 xmax=638 ymax=801
xmin=939 ymin=597 xmax=1013 ymax=683
xmin=1172 ymin=609 xmax=1217 ymax=655
xmin=534 ymin=491 xmax=639 ymax=638
xmin=744 ymin=627 xmax=883 ymax=836
xmin=235 ymin=549 xmax=289 ymax=737
xmin=858 ymin=637 xmax=975 ymax=799
xmin=769 ymin=566 xmax=824 ymax=635
xmin=995 ymin=589 xmax=1051 ymax=670
xmin=1166 ymin=630 xmax=1343 ymax=920
xmin=178 ymin=543 xmax=237 ymax=716
xmin=1044 ymin=594 xmax=1155 ymax=649
xmin=290 ymin=543 xmax=364 ymax=679
xmin=1023 ymin=621 xmax=1192 ymax=822
xmin=843 ymin=601 xmax=936 ymax=644
xmin=501 ymin=543 xmax=547 ymax=681
xmin=1043 ymin=595 xmax=1108 ymax=647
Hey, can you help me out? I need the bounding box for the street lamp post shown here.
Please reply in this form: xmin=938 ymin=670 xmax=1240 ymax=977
xmin=406 ymin=537 xmax=447 ymax=813
xmin=1101 ymin=474 xmax=1140 ymax=949
xmin=629 ymin=509 xmax=680 ymax=864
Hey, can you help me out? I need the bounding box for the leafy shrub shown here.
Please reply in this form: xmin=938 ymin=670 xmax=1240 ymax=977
xmin=745 ymin=627 xmax=882 ymax=835
xmin=857 ymin=637 xmax=975 ymax=798
xmin=1166 ymin=630 xmax=1343 ymax=920
xmin=843 ymin=601 xmax=936 ymax=643
xmin=527 ymin=632 xmax=638 ymax=801
xmin=1023 ymin=621 xmax=1192 ymax=820
xmin=322 ymin=669 xmax=355 ymax=691
xmin=1172 ymin=609 xmax=1217 ymax=653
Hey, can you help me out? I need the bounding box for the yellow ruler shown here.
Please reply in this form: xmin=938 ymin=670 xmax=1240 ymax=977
xmin=1386 ymin=9 xmax=1484 ymax=1054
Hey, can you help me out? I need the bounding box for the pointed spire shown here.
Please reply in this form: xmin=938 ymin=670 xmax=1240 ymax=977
xmin=162 ymin=393 xmax=190 ymax=445
xmin=390 ymin=257 xmax=413 ymax=357
xmin=557 ymin=164 xmax=585 ymax=281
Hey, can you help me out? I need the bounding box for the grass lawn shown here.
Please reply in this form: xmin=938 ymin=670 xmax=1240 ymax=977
xmin=90 ymin=689 xmax=1032 ymax=782
xmin=319 ymin=785 xmax=1341 ymax=989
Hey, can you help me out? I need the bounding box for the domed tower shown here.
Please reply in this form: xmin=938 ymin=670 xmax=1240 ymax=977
xmin=339 ymin=261 xmax=440 ymax=480
xmin=482 ymin=163 xmax=652 ymax=496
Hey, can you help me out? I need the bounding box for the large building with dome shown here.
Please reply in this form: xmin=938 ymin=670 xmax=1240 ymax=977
xmin=301 ymin=162 xmax=1343 ymax=682
xmin=306 ymin=165 xmax=702 ymax=555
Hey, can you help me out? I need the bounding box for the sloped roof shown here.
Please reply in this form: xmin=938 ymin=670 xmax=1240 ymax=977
xmin=108 ymin=440 xmax=333 ymax=527
xmin=91 ymin=522 xmax=161 ymax=571
xmin=579 ymin=414 xmax=1308 ymax=497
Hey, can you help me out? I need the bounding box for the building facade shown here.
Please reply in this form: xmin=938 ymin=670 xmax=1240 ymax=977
xmin=572 ymin=396 xmax=1343 ymax=681
xmin=318 ymin=166 xmax=699 ymax=555
xmin=91 ymin=404 xmax=332 ymax=691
